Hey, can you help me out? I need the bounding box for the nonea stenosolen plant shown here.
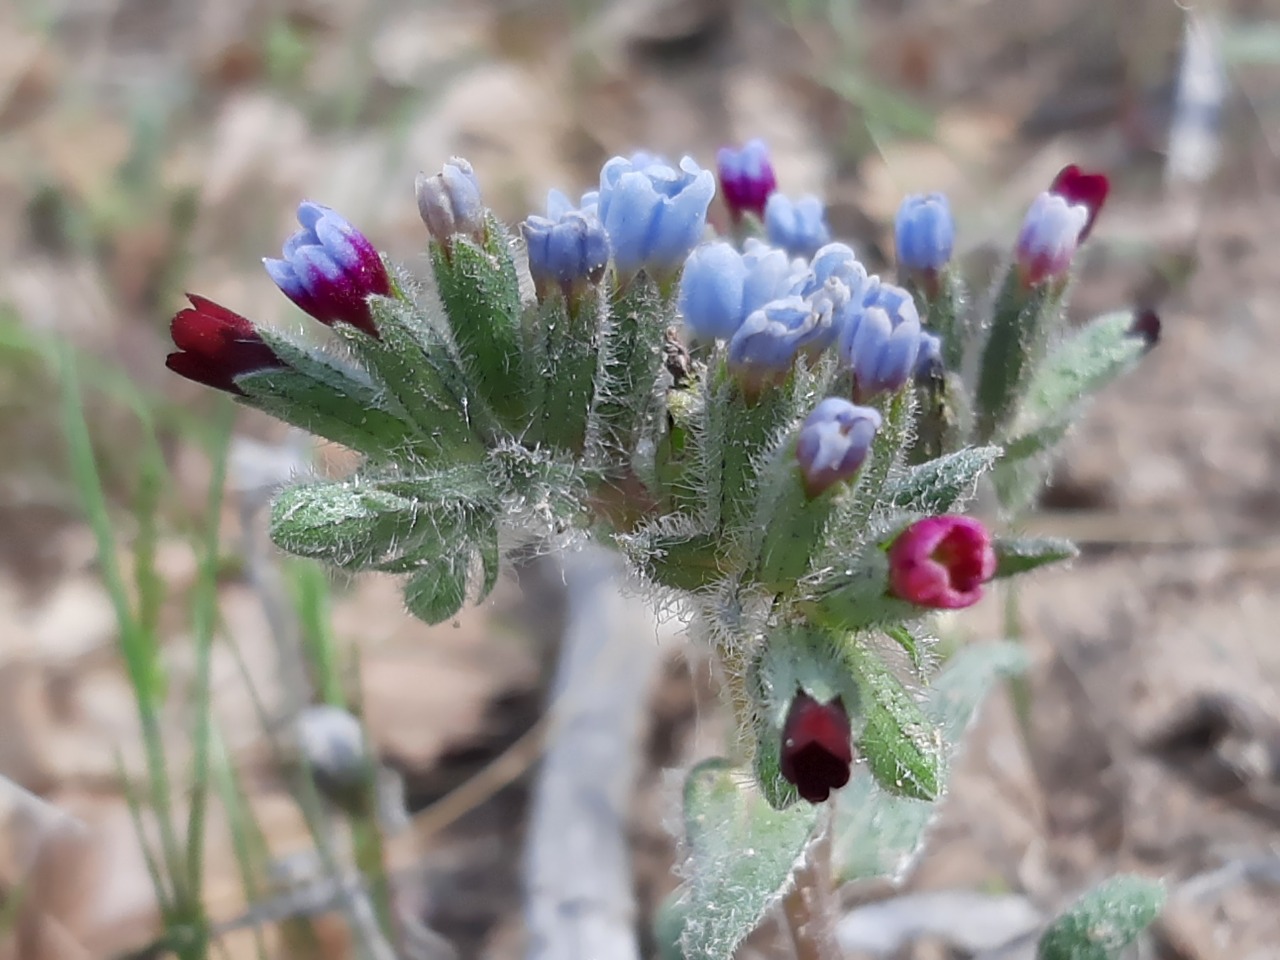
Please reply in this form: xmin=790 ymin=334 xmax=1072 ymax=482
xmin=168 ymin=141 xmax=1163 ymax=959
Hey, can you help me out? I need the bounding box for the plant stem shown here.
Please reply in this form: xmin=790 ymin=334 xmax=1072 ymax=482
xmin=780 ymin=813 xmax=840 ymax=960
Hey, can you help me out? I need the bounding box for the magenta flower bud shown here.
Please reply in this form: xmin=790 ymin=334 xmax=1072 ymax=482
xmin=1049 ymin=164 xmax=1109 ymax=242
xmin=263 ymin=202 xmax=392 ymax=338
xmin=887 ymin=515 xmax=996 ymax=610
xmin=716 ymin=138 xmax=777 ymax=222
xmin=1014 ymin=192 xmax=1089 ymax=288
xmin=165 ymin=294 xmax=285 ymax=395
xmin=780 ymin=691 xmax=853 ymax=804
xmin=795 ymin=397 xmax=881 ymax=498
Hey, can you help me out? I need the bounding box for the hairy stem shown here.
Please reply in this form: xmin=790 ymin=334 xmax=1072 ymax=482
xmin=780 ymin=815 xmax=840 ymax=960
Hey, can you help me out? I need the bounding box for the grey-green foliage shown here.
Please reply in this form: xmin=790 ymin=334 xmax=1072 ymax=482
xmin=676 ymin=760 xmax=818 ymax=960
xmin=832 ymin=641 xmax=1029 ymax=882
xmin=1037 ymin=876 xmax=1165 ymax=960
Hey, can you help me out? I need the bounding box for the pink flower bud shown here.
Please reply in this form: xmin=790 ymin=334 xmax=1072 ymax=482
xmin=887 ymin=515 xmax=996 ymax=609
xmin=779 ymin=691 xmax=853 ymax=803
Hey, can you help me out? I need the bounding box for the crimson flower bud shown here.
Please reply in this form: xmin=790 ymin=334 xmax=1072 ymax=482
xmin=779 ymin=691 xmax=853 ymax=803
xmin=165 ymin=294 xmax=285 ymax=395
xmin=887 ymin=515 xmax=996 ymax=610
xmin=1049 ymin=164 xmax=1109 ymax=242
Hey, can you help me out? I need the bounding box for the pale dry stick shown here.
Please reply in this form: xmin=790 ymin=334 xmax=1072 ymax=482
xmin=780 ymin=811 xmax=841 ymax=960
xmin=523 ymin=546 xmax=668 ymax=960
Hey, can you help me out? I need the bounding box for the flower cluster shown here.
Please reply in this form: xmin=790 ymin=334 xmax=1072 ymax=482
xmin=680 ymin=234 xmax=930 ymax=402
xmin=163 ymin=141 xmax=1130 ymax=821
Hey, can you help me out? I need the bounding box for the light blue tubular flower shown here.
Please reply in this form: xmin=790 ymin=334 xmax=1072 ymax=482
xmin=741 ymin=239 xmax=805 ymax=314
xmin=415 ymin=158 xmax=485 ymax=245
xmin=727 ymin=295 xmax=835 ymax=394
xmin=765 ymin=193 xmax=831 ymax=259
xmin=1015 ymin=191 xmax=1088 ymax=287
xmin=521 ymin=190 xmax=611 ymax=301
xmin=263 ymin=201 xmax=392 ymax=338
xmin=596 ymin=154 xmax=716 ymax=278
xmin=838 ymin=281 xmax=924 ymax=399
xmin=894 ymin=193 xmax=955 ymax=274
xmin=678 ymin=242 xmax=748 ymax=341
xmin=678 ymin=239 xmax=801 ymax=342
xmin=795 ymin=397 xmax=882 ymax=498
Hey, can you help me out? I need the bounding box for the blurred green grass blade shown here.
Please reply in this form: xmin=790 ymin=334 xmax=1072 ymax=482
xmin=209 ymin=732 xmax=272 ymax=960
xmin=185 ymin=406 xmax=234 ymax=909
xmin=61 ymin=344 xmax=187 ymax=902
xmin=117 ymin=748 xmax=174 ymax=913
xmin=289 ymin=558 xmax=345 ymax=707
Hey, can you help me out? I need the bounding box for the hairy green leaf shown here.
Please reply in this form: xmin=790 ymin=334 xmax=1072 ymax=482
xmin=993 ymin=535 xmax=1078 ymax=579
xmin=678 ymin=759 xmax=817 ymax=960
xmin=833 ymin=642 xmax=1029 ymax=883
xmin=1037 ymin=875 xmax=1165 ymax=960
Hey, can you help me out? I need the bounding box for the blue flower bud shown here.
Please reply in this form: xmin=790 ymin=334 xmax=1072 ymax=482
xmin=914 ymin=331 xmax=943 ymax=379
xmin=765 ymin=193 xmax=830 ymax=259
xmin=741 ymin=239 xmax=804 ymax=314
xmin=521 ymin=190 xmax=611 ymax=301
xmin=727 ymin=295 xmax=834 ymax=394
xmin=596 ymin=154 xmax=716 ymax=278
xmin=678 ymin=242 xmax=748 ymax=341
xmin=894 ymin=193 xmax=954 ymax=273
xmin=678 ymin=239 xmax=801 ymax=342
xmin=795 ymin=397 xmax=881 ymax=498
xmin=1015 ymin=191 xmax=1088 ymax=287
xmin=838 ymin=281 xmax=924 ymax=399
xmin=415 ymin=158 xmax=485 ymax=245
xmin=263 ymin=201 xmax=392 ymax=338
xmin=796 ymin=243 xmax=870 ymax=297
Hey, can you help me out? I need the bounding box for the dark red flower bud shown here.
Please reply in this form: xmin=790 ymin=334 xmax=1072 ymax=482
xmin=1130 ymin=307 xmax=1161 ymax=349
xmin=165 ymin=294 xmax=285 ymax=395
xmin=887 ymin=515 xmax=996 ymax=610
xmin=779 ymin=691 xmax=853 ymax=803
xmin=1049 ymin=165 xmax=1109 ymax=242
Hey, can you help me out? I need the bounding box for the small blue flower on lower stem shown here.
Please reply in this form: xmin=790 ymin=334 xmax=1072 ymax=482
xmin=263 ymin=201 xmax=392 ymax=338
xmin=795 ymin=397 xmax=882 ymax=498
xmin=838 ymin=281 xmax=924 ymax=400
xmin=727 ymin=296 xmax=825 ymax=396
xmin=521 ymin=191 xmax=611 ymax=302
xmin=765 ymin=193 xmax=830 ymax=259
xmin=596 ymin=154 xmax=716 ymax=278
xmin=679 ymin=239 xmax=799 ymax=342
xmin=914 ymin=331 xmax=942 ymax=380
xmin=415 ymin=158 xmax=486 ymax=246
xmin=1015 ymin=192 xmax=1088 ymax=287
xmin=895 ymin=193 xmax=954 ymax=275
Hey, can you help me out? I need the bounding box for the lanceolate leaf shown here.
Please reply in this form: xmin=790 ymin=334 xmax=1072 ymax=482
xmin=1012 ymin=310 xmax=1147 ymax=442
xmin=1037 ymin=875 xmax=1165 ymax=960
xmin=832 ymin=642 xmax=1029 ymax=883
xmin=887 ymin=445 xmax=1002 ymax=514
xmin=992 ymin=535 xmax=1078 ymax=579
xmin=678 ymin=759 xmax=817 ymax=960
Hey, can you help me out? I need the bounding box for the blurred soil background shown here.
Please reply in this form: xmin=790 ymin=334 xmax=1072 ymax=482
xmin=1 ymin=0 xmax=1280 ymax=957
